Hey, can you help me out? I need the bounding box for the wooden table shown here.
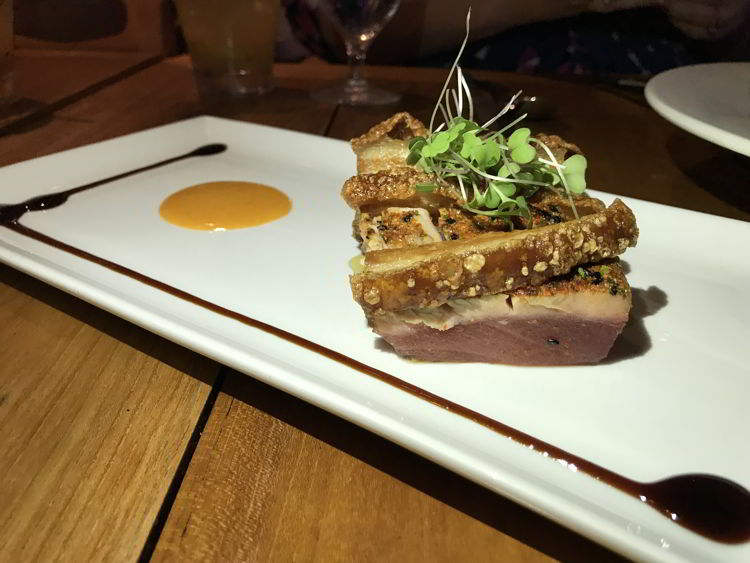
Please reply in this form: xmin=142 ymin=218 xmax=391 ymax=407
xmin=1 ymin=51 xmax=747 ymax=563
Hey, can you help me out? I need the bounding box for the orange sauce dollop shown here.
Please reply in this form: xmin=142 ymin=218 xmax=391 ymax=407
xmin=159 ymin=181 xmax=291 ymax=231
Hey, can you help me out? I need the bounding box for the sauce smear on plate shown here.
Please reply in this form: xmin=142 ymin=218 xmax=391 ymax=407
xmin=159 ymin=181 xmax=291 ymax=231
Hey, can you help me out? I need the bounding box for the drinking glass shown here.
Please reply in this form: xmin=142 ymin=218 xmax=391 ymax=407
xmin=313 ymin=0 xmax=402 ymax=106
xmin=0 ymin=0 xmax=12 ymax=102
xmin=175 ymin=0 xmax=280 ymax=100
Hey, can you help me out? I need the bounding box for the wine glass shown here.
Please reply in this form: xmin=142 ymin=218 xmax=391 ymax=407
xmin=312 ymin=0 xmax=402 ymax=106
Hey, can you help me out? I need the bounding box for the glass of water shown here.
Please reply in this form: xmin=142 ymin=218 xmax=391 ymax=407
xmin=313 ymin=0 xmax=402 ymax=106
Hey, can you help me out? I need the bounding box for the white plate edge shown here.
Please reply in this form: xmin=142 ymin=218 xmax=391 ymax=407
xmin=645 ymin=65 xmax=750 ymax=157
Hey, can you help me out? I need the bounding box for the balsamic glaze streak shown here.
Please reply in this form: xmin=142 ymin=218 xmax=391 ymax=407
xmin=2 ymin=144 xmax=749 ymax=544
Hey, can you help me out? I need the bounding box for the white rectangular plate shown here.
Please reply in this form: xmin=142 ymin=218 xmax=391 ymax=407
xmin=1 ymin=116 xmax=749 ymax=562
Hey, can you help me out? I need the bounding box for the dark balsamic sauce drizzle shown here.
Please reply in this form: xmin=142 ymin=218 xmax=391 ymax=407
xmin=0 ymin=143 xmax=227 ymax=223
xmin=2 ymin=144 xmax=749 ymax=545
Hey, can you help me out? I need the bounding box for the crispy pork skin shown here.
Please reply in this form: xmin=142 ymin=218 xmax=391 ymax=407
xmin=351 ymin=112 xmax=429 ymax=174
xmin=372 ymin=263 xmax=630 ymax=365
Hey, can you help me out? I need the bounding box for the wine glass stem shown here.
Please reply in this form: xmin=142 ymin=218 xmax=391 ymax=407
xmin=346 ymin=42 xmax=368 ymax=82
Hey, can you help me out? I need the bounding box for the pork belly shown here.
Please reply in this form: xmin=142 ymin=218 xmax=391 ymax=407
xmin=372 ymin=262 xmax=630 ymax=365
xmin=343 ymin=112 xmax=639 ymax=365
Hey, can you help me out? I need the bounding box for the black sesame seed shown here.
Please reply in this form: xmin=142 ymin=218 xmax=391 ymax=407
xmin=445 ymin=217 xmax=456 ymax=224
xmin=402 ymin=214 xmax=412 ymax=223
xmin=450 ymin=233 xmax=459 ymax=240
xmin=546 ymin=338 xmax=560 ymax=345
xmin=610 ymin=285 xmax=619 ymax=296
xmin=529 ymin=204 xmax=562 ymax=224
xmin=591 ymin=271 xmax=603 ymax=285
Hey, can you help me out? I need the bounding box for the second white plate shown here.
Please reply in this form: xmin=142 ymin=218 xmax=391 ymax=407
xmin=646 ymin=62 xmax=750 ymax=156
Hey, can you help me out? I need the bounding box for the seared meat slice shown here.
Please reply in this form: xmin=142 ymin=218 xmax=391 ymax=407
xmin=372 ymin=262 xmax=630 ymax=365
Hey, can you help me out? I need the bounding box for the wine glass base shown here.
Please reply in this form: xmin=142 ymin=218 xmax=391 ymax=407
xmin=311 ymin=78 xmax=401 ymax=106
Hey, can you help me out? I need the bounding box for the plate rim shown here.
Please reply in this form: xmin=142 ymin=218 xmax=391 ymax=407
xmin=645 ymin=62 xmax=750 ymax=157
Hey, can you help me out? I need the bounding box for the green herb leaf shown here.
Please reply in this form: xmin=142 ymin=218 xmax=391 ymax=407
xmin=492 ymin=181 xmax=516 ymax=198
xmin=408 ymin=136 xmax=426 ymax=150
xmin=511 ymin=143 xmax=535 ymax=164
xmin=507 ymin=128 xmax=531 ymax=149
xmin=468 ymin=188 xmax=482 ymax=208
xmin=460 ymin=131 xmax=482 ymax=159
xmin=454 ymin=117 xmax=480 ymax=132
xmin=406 ymin=149 xmax=422 ymax=165
xmin=484 ymin=186 xmax=501 ymax=208
xmin=498 ymin=163 xmax=520 ymax=177
xmin=484 ymin=139 xmax=503 ymax=166
xmin=564 ymin=153 xmax=586 ymax=174
xmin=563 ymin=154 xmax=587 ymax=193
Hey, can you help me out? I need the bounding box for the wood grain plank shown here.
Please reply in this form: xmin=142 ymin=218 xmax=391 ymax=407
xmin=0 ymin=54 xmax=340 ymax=562
xmin=0 ymin=58 xmax=338 ymax=168
xmin=0 ymin=264 xmax=217 ymax=561
xmin=1 ymin=49 xmax=156 ymax=129
xmin=152 ymin=372 xmax=625 ymax=562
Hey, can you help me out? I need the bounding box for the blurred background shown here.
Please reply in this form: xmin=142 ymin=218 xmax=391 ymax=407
xmin=12 ymin=0 xmax=750 ymax=76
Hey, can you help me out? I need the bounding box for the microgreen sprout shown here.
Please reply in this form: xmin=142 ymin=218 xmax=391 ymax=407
xmin=414 ymin=10 xmax=587 ymax=227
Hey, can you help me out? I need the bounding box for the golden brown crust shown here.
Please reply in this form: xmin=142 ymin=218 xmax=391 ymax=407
xmin=350 ymin=112 xmax=429 ymax=151
xmin=350 ymin=199 xmax=638 ymax=313
xmin=341 ymin=168 xmax=460 ymax=211
xmin=511 ymin=259 xmax=630 ymax=299
xmin=535 ymin=133 xmax=582 ymax=162
xmin=350 ymin=113 xmax=430 ymax=175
